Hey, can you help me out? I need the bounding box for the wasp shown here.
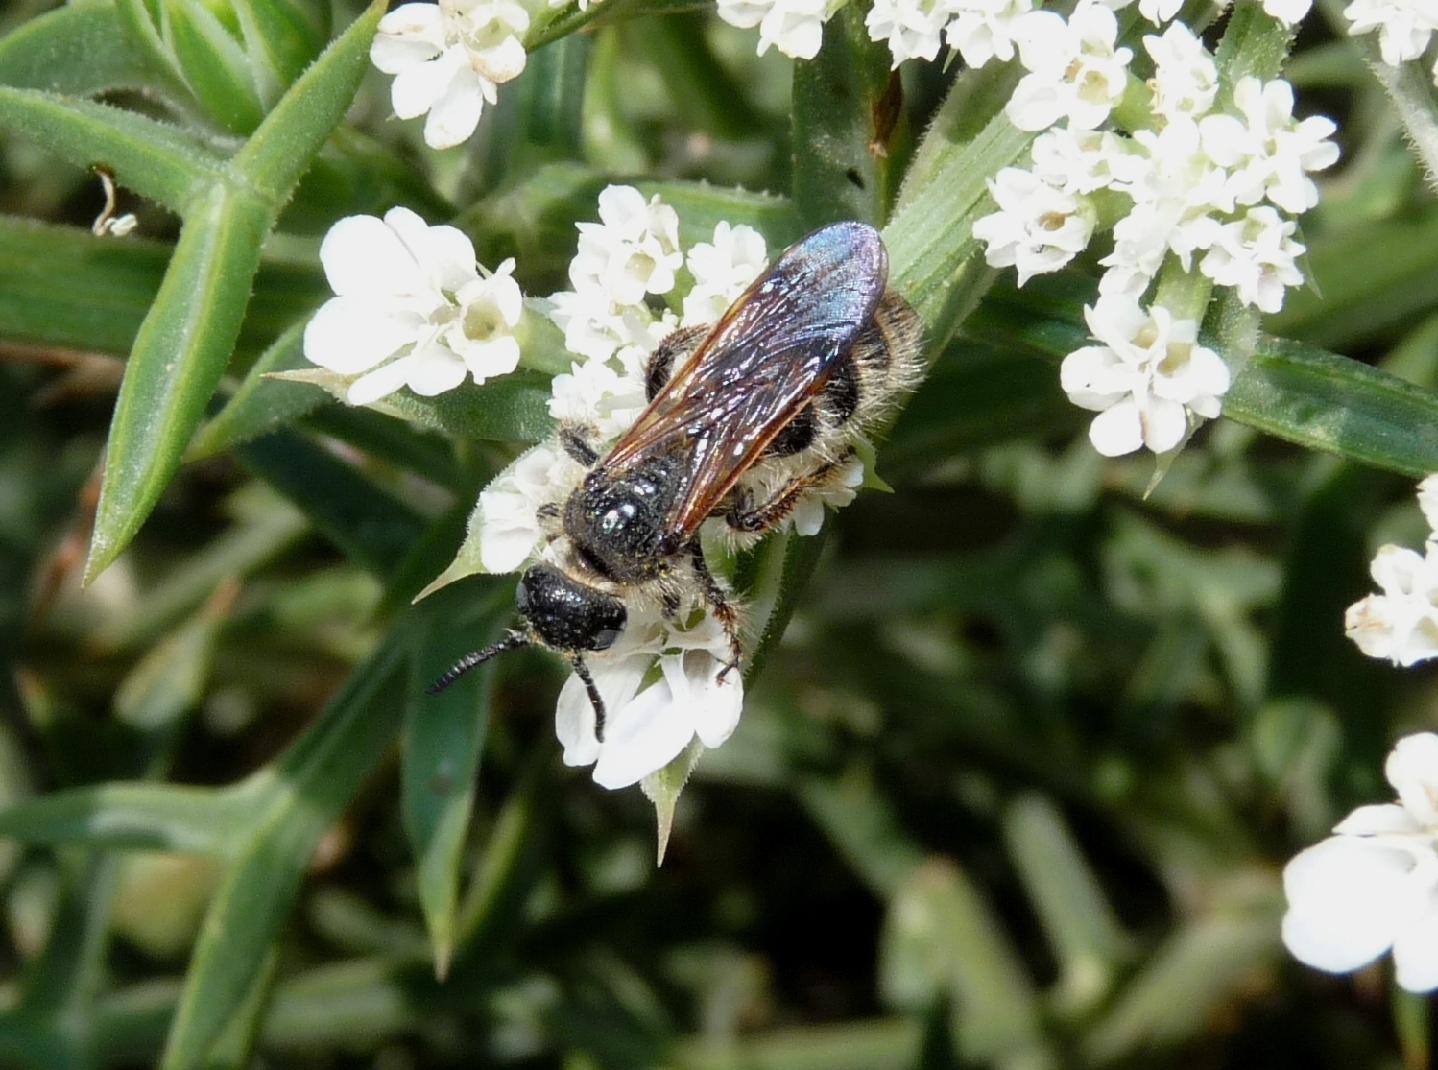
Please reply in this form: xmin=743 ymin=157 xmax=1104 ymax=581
xmin=431 ymin=221 xmax=924 ymax=738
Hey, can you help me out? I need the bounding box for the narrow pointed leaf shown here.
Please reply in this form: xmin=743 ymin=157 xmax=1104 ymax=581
xmin=403 ymin=581 xmax=508 ymax=976
xmin=163 ymin=0 xmax=265 ymax=133
xmin=162 ymin=642 xmax=406 ymax=1070
xmin=0 ymin=2 xmax=164 ymax=97
xmin=968 ymin=283 xmax=1438 ymax=477
xmin=0 ymin=784 xmax=244 ymax=854
xmin=233 ymin=0 xmax=328 ymax=105
xmin=231 ymin=0 xmax=387 ymax=204
xmin=86 ymin=183 xmax=271 ymax=582
xmin=0 ymin=87 xmax=223 ymax=213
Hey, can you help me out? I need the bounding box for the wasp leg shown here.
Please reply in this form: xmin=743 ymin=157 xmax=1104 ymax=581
xmin=645 ymin=324 xmax=710 ymax=401
xmin=569 ymin=655 xmax=608 ymax=743
xmin=560 ymin=426 xmax=599 ymax=466
xmin=726 ymin=453 xmax=854 ymax=535
xmin=687 ymin=540 xmax=743 ymax=679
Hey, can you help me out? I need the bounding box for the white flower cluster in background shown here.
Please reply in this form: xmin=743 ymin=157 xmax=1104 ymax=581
xmin=371 ymin=0 xmax=529 ymax=150
xmin=1283 ymin=733 xmax=1438 ymax=993
xmin=949 ymin=3 xmax=1338 ymax=455
xmin=716 ymin=0 xmax=834 ymax=59
xmin=303 ymin=207 xmax=524 ymax=405
xmin=972 ymin=10 xmax=1339 ymax=314
xmin=1346 ymin=475 xmax=1438 ymax=667
xmin=1342 ymin=0 xmax=1438 ymax=86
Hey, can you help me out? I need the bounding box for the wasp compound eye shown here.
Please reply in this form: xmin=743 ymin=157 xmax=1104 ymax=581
xmin=516 ymin=565 xmax=627 ymax=653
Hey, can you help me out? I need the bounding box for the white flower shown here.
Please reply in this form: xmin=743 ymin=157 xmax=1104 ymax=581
xmin=370 ymin=0 xmax=529 ymax=150
xmin=304 ymin=208 xmax=524 ymax=406
xmin=1346 ymin=544 xmax=1438 ymax=667
xmin=1137 ymin=0 xmax=1182 ymax=25
xmin=682 ymin=222 xmax=769 ymax=327
xmin=1144 ymin=22 xmax=1219 ymax=122
xmin=716 ymin=0 xmax=832 ymax=59
xmin=473 ymin=441 xmax=583 ymax=573
xmin=1199 ymin=206 xmax=1305 ymax=314
xmin=972 ymin=167 xmax=1096 ymax=284
xmin=1343 ymin=0 xmax=1438 ymax=67
xmin=1200 ymin=77 xmax=1340 ymax=214
xmin=789 ymin=455 xmax=864 ymax=535
xmin=1283 ymin=733 xmax=1438 ymax=992
xmin=1264 ymin=0 xmax=1312 ymax=26
xmin=1008 ymin=3 xmax=1134 ymax=132
xmin=868 ymin=0 xmax=949 ymax=65
xmin=569 ymin=185 xmax=684 ymax=307
xmin=1100 ymin=118 xmax=1231 ymax=295
xmin=547 ymin=358 xmax=648 ymax=440
xmin=1418 ymin=474 xmax=1438 ymax=537
xmin=1031 ymin=128 xmax=1142 ymax=194
xmin=556 ymin=611 xmax=743 ymax=789
xmin=1060 ymin=296 xmax=1231 ymax=456
xmin=942 ymin=0 xmax=1034 ymax=67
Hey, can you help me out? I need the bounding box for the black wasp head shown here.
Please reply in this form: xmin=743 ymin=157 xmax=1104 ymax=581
xmin=515 ymin=563 xmax=627 ymax=654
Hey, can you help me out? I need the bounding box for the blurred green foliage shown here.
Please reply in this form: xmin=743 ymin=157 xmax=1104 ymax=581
xmin=0 ymin=0 xmax=1436 ymax=1068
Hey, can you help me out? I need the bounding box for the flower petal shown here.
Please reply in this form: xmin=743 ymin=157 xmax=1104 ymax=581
xmin=423 ymin=72 xmax=490 ymax=149
xmin=1088 ymin=397 xmax=1144 ymax=456
xmin=555 ymin=654 xmax=651 ymax=768
xmin=1333 ymin=803 xmax=1423 ymax=837
xmin=347 ymin=356 xmax=416 ymax=406
xmin=319 ymin=215 xmax=426 ymax=298
xmin=391 ymin=47 xmax=465 ymax=120
xmin=1281 ymin=836 xmax=1422 ymax=973
xmin=1393 ymin=901 xmax=1438 ymax=992
xmin=591 ymin=672 xmax=696 ymax=789
xmin=402 ymin=343 xmax=468 ymax=396
xmin=303 ymin=297 xmax=421 ymax=374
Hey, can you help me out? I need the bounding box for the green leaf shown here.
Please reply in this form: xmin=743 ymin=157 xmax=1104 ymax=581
xmin=232 ymin=0 xmax=328 ymax=106
xmin=163 ymin=0 xmax=266 ymax=133
xmin=792 ymin=0 xmax=900 ymax=226
xmin=1000 ymin=795 xmax=1132 ymax=1011
xmin=968 ymin=280 xmax=1438 ymax=477
xmin=230 ymin=0 xmax=387 ymax=205
xmin=87 ymin=183 xmax=271 ymax=582
xmin=0 ymin=217 xmax=326 ymax=357
xmin=1269 ymin=209 xmax=1438 ymax=348
xmin=0 ymin=1 xmax=165 ymax=98
xmin=0 ymin=87 xmax=223 ymax=213
xmin=627 ymin=13 xmax=763 ymax=141
xmin=114 ymin=585 xmax=235 ymax=737
xmin=236 ymin=431 xmax=428 ymax=576
xmin=402 ymin=581 xmax=508 ymax=977
xmin=883 ymin=66 xmax=1028 ymax=346
xmin=266 ymin=367 xmax=557 ymax=444
xmin=162 ymin=640 xmax=407 ymax=1070
xmin=85 ymin=1 xmax=386 ymax=581
xmin=190 ymin=321 xmax=323 ymax=457
xmin=473 ymin=32 xmax=592 ymax=190
xmin=0 ymin=784 xmax=244 ymax=855
xmin=878 ymin=859 xmax=1054 ymax=1066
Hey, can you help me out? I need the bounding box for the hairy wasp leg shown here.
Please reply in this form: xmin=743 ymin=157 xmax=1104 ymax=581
xmin=725 ymin=452 xmax=855 ymax=535
xmin=560 ymin=426 xmax=600 ymax=466
xmin=429 ymin=632 xmax=531 ymax=694
xmin=570 ymin=655 xmax=609 ymax=742
xmin=687 ymin=540 xmax=743 ymax=679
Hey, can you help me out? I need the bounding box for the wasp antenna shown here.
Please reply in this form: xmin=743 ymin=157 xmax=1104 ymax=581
xmin=428 ymin=633 xmax=530 ymax=694
xmin=569 ymin=656 xmax=608 ymax=742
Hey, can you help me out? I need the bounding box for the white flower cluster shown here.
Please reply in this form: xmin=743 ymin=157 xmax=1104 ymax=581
xmin=1284 ymin=733 xmax=1438 ymax=993
xmin=1342 ymin=0 xmax=1438 ymax=88
xmin=370 ymin=0 xmax=529 ymax=150
xmin=1059 ymin=296 xmax=1231 ymax=456
xmin=975 ymin=12 xmax=1338 ymax=315
xmin=1346 ymin=475 xmax=1438 ymax=667
xmin=955 ymin=5 xmax=1339 ymax=455
xmin=716 ymin=0 xmax=834 ymax=59
xmin=303 ymin=207 xmax=524 ymax=406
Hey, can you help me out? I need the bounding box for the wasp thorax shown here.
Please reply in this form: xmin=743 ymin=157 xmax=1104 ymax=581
xmin=516 ymin=565 xmax=627 ymax=653
xmin=563 ymin=456 xmax=682 ymax=583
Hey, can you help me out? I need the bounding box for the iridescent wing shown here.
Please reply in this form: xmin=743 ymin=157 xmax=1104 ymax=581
xmin=600 ymin=221 xmax=888 ymax=541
